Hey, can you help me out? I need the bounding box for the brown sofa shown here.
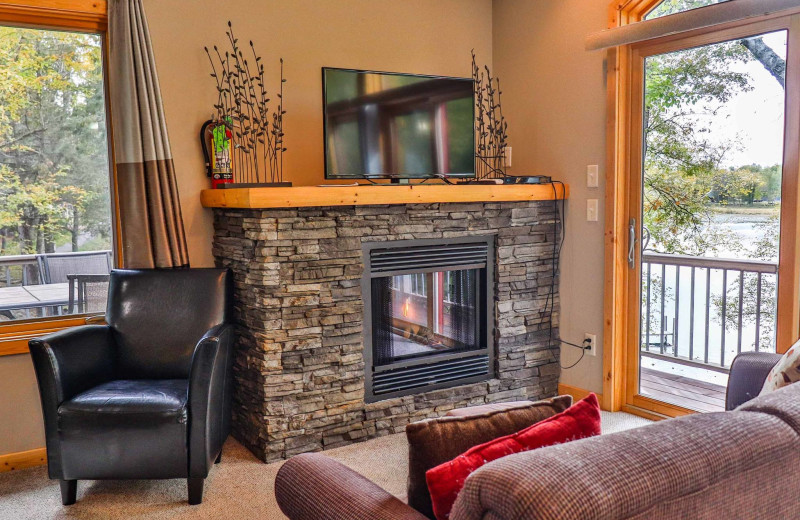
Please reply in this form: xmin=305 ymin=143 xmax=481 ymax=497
xmin=275 ymin=352 xmax=797 ymax=520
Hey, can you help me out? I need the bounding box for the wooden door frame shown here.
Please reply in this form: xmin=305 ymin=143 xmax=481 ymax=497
xmin=604 ymin=2 xmax=800 ymax=416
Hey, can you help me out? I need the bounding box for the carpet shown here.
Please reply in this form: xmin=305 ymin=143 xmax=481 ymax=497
xmin=0 ymin=411 xmax=651 ymax=519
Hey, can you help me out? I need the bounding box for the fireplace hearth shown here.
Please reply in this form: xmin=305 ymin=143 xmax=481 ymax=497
xmin=363 ymin=237 xmax=495 ymax=402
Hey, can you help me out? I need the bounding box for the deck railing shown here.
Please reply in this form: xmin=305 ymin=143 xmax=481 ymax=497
xmin=641 ymin=252 xmax=778 ymax=373
xmin=0 ymin=254 xmax=42 ymax=287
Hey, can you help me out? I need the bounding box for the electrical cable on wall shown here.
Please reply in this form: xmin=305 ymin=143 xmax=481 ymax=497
xmin=545 ymin=180 xmax=592 ymax=369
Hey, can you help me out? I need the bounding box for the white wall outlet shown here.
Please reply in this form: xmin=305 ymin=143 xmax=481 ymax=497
xmin=587 ymin=164 xmax=599 ymax=188
xmin=587 ymin=199 xmax=599 ymax=222
xmin=585 ymin=333 xmax=597 ymax=356
xmin=505 ymin=146 xmax=512 ymax=168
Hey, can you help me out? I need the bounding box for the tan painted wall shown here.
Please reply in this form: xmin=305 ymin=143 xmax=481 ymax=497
xmin=492 ymin=0 xmax=608 ymax=394
xmin=0 ymin=0 xmax=493 ymax=455
xmin=0 ymin=355 xmax=45 ymax=454
xmin=145 ymin=0 xmax=494 ymax=267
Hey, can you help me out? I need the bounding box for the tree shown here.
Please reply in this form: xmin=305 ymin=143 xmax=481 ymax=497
xmin=708 ymin=167 xmax=766 ymax=205
xmin=643 ymin=39 xmax=753 ymax=256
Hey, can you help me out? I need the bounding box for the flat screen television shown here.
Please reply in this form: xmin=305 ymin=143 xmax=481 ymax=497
xmin=323 ymin=68 xmax=475 ymax=180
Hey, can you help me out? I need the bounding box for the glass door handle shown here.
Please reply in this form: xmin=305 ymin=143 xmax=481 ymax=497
xmin=628 ymin=218 xmax=637 ymax=269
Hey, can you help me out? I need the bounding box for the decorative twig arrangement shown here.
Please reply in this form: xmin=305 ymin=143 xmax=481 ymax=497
xmin=205 ymin=22 xmax=286 ymax=184
xmin=472 ymin=50 xmax=508 ymax=180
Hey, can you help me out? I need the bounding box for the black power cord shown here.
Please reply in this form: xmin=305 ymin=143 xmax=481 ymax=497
xmin=544 ymin=180 xmax=593 ymax=370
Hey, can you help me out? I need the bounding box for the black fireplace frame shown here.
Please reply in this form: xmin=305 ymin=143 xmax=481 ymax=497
xmin=361 ymin=235 xmax=496 ymax=402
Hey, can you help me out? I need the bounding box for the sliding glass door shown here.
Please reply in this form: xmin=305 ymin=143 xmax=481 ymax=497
xmin=624 ymin=15 xmax=800 ymax=416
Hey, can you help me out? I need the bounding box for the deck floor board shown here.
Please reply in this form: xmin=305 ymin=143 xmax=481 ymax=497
xmin=640 ymin=367 xmax=727 ymax=413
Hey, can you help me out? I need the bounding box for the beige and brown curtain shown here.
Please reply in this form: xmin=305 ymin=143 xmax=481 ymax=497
xmin=108 ymin=0 xmax=189 ymax=268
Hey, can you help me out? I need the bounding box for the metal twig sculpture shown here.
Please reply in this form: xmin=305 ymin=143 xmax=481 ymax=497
xmin=205 ymin=22 xmax=286 ymax=185
xmin=472 ymin=50 xmax=508 ymax=180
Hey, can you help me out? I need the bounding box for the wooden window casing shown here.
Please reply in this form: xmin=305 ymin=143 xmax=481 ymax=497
xmin=0 ymin=0 xmax=116 ymax=357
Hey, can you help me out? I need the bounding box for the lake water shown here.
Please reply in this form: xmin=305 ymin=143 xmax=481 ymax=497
xmin=641 ymin=209 xmax=778 ymax=388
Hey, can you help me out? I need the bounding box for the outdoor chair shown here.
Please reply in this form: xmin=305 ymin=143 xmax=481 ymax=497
xmin=37 ymin=251 xmax=112 ymax=313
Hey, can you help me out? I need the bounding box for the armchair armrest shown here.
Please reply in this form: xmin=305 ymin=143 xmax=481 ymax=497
xmin=726 ymin=351 xmax=782 ymax=410
xmin=275 ymin=453 xmax=428 ymax=520
xmin=28 ymin=324 xmax=115 ymax=478
xmin=188 ymin=323 xmax=234 ymax=478
xmin=29 ymin=325 xmax=115 ymax=405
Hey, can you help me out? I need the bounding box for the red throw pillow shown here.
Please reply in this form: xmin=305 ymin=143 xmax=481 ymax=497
xmin=425 ymin=393 xmax=602 ymax=520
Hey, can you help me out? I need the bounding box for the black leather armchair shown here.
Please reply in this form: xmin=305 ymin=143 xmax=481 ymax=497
xmin=29 ymin=268 xmax=234 ymax=506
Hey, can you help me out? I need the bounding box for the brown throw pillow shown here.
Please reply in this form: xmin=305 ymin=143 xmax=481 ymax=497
xmin=405 ymin=395 xmax=573 ymax=519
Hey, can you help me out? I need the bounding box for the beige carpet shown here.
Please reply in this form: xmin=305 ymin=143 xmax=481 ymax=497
xmin=0 ymin=411 xmax=651 ymax=519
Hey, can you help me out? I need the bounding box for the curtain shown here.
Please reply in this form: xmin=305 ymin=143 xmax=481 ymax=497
xmin=108 ymin=0 xmax=189 ymax=268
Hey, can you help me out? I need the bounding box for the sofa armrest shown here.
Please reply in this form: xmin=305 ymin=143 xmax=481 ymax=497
xmin=188 ymin=323 xmax=234 ymax=478
xmin=726 ymin=351 xmax=782 ymax=410
xmin=28 ymin=324 xmax=115 ymax=478
xmin=275 ymin=453 xmax=428 ymax=520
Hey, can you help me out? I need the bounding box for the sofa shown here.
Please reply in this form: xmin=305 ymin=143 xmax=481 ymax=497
xmin=275 ymin=351 xmax=798 ymax=520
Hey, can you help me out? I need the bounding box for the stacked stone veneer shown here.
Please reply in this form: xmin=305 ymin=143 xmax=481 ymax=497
xmin=212 ymin=201 xmax=561 ymax=462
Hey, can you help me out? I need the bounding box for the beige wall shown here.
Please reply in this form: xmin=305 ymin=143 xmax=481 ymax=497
xmin=145 ymin=0 xmax=494 ymax=267
xmin=492 ymin=0 xmax=608 ymax=394
xmin=0 ymin=355 xmax=45 ymax=454
xmin=0 ymin=0 xmax=493 ymax=455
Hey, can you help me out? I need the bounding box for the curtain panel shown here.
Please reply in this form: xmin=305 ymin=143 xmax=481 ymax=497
xmin=108 ymin=0 xmax=189 ymax=268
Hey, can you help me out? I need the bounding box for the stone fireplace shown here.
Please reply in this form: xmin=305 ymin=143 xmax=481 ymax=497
xmin=210 ymin=195 xmax=562 ymax=463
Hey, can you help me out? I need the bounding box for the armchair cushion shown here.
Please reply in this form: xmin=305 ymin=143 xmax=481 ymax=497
xmin=57 ymin=379 xmax=189 ymax=480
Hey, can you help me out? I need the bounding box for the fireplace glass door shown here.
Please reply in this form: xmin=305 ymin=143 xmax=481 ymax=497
xmin=371 ymin=268 xmax=480 ymax=365
xmin=363 ymin=236 xmax=494 ymax=401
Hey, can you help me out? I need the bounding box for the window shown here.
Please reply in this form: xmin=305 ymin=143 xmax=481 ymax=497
xmin=645 ymin=0 xmax=735 ymax=20
xmin=0 ymin=0 xmax=112 ymax=356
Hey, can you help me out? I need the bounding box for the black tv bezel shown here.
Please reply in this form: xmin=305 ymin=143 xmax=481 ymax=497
xmin=322 ymin=67 xmax=476 ymax=180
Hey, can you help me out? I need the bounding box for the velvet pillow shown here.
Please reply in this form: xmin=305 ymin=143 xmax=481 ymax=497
xmin=760 ymin=339 xmax=800 ymax=395
xmin=425 ymin=393 xmax=602 ymax=520
xmin=405 ymin=395 xmax=572 ymax=519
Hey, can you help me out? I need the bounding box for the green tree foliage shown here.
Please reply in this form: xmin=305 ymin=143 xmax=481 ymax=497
xmin=643 ymin=40 xmax=753 ymax=256
xmin=0 ymin=27 xmax=111 ymax=257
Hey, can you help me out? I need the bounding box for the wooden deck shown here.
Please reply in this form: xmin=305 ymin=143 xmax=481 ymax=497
xmin=640 ymin=367 xmax=727 ymax=412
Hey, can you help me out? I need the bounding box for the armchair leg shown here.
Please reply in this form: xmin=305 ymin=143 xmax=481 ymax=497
xmin=188 ymin=477 xmax=204 ymax=505
xmin=60 ymin=480 xmax=77 ymax=506
xmin=215 ymin=450 xmax=222 ymax=464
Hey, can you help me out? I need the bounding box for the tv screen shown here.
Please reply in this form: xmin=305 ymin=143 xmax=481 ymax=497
xmin=323 ymin=68 xmax=475 ymax=180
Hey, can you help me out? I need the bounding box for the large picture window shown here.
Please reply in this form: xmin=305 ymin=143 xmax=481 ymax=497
xmin=0 ymin=25 xmax=113 ymax=323
xmin=0 ymin=1 xmax=112 ymax=358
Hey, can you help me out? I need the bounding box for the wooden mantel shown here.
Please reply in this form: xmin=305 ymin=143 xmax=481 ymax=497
xmin=200 ymin=183 xmax=569 ymax=209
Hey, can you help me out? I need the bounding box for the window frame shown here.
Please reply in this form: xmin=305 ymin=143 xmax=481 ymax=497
xmin=0 ymin=0 xmax=119 ymax=357
xmin=604 ymin=0 xmax=800 ymax=417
